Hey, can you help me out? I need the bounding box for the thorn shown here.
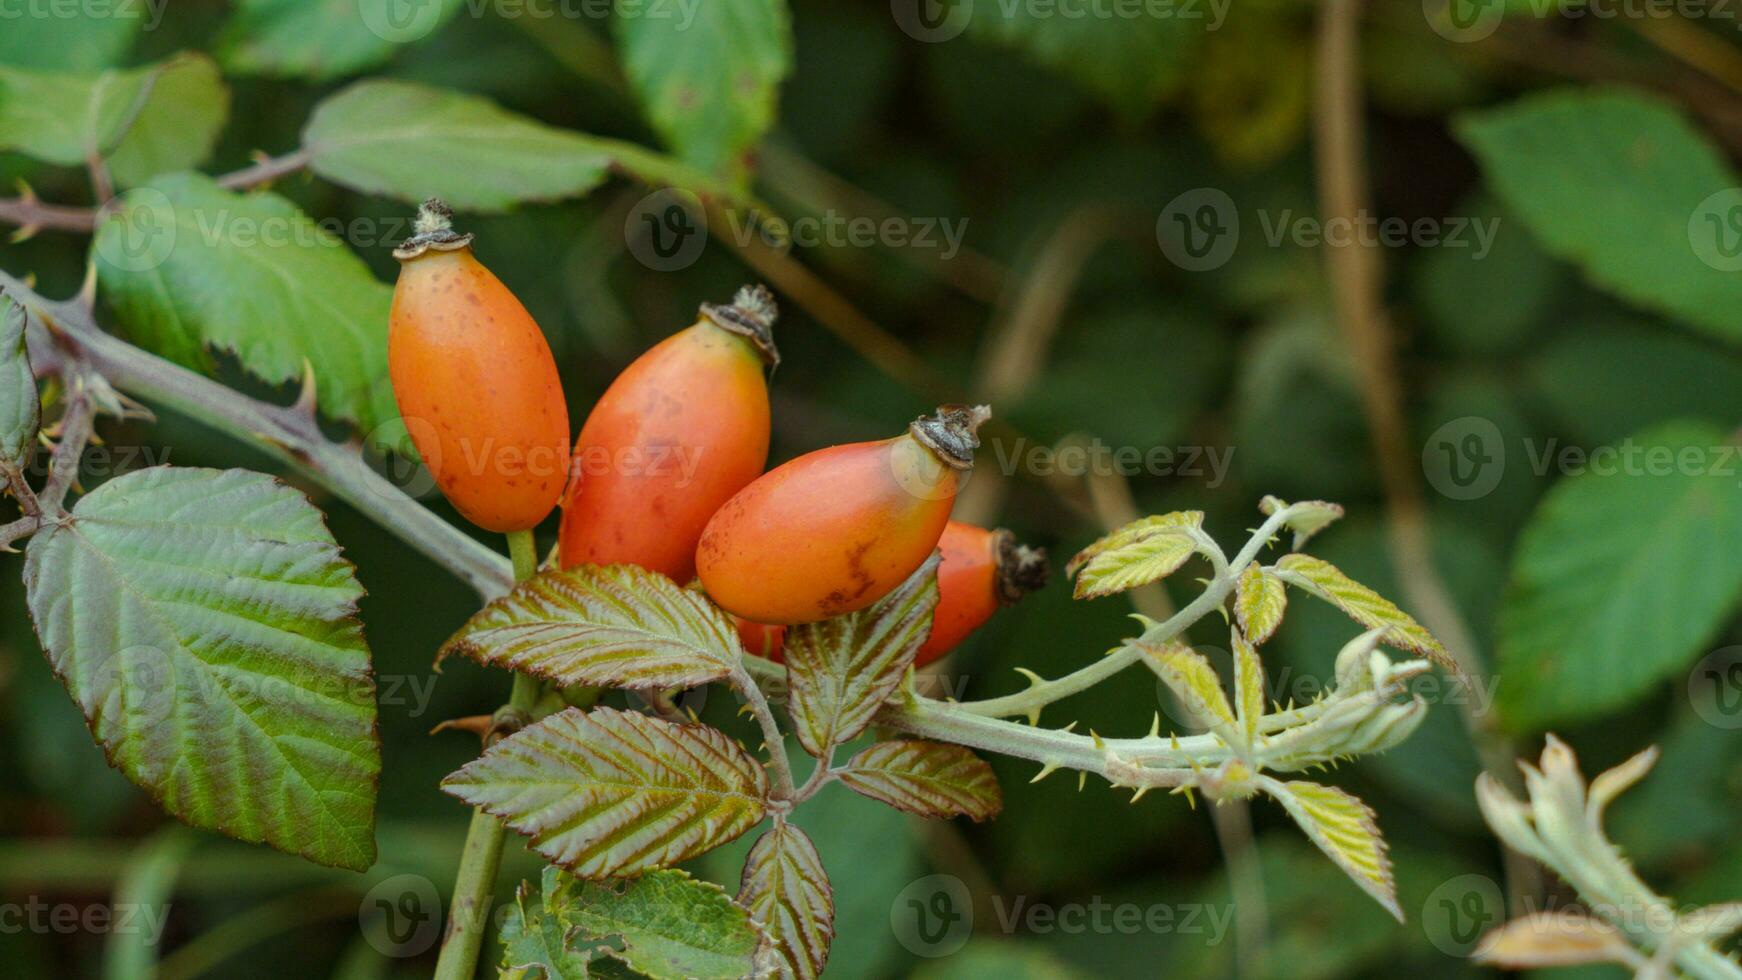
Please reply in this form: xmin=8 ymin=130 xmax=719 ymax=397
xmin=1183 ymin=786 xmax=1198 ymax=809
xmin=291 ymin=358 xmax=319 ymax=420
xmin=1148 ymin=714 xmax=1161 ymax=738
xmin=1077 ymin=772 xmax=1086 ymax=792
xmin=1129 ymin=786 xmax=1151 ymax=803
xmin=1030 ymin=761 xmax=1060 ymax=784
xmin=1215 ymin=604 xmax=1230 ymax=625
xmin=1170 ymin=733 xmax=1181 ymax=750
xmin=1024 ymin=708 xmax=1041 ymax=727
xmin=1059 ymin=720 xmax=1078 ymax=734
xmin=1090 ymin=729 xmax=1105 ymax=750
xmin=430 ymin=714 xmax=491 ymax=738
xmin=737 ymin=704 xmax=755 ymax=718
xmin=1014 ymin=667 xmax=1046 ymax=688
xmin=9 ymin=224 xmax=39 ymax=245
xmin=77 ymin=255 xmax=98 ymax=311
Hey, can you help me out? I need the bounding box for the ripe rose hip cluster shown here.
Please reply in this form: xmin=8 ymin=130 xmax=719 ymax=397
xmin=388 ymin=200 xmax=1046 ymax=663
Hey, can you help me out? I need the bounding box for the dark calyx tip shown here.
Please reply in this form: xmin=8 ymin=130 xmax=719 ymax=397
xmin=701 ymin=283 xmax=781 ymax=369
xmin=992 ymin=530 xmax=1049 ymax=604
xmin=909 ymin=404 xmax=991 ymax=470
xmin=394 ymin=197 xmax=474 ymax=261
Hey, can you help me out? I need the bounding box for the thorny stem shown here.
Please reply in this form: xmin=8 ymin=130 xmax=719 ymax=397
xmin=0 ymin=149 xmax=313 ymax=236
xmin=39 ymin=384 xmax=95 ymax=511
xmin=733 ymin=664 xmax=799 ymax=804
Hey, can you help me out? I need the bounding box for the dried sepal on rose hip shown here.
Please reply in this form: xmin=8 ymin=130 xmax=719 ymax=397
xmin=734 ymin=520 xmax=1048 ymax=664
xmin=388 ymin=199 xmax=570 ymax=533
xmin=697 ymin=404 xmax=992 ymax=625
xmin=559 ymin=285 xmax=777 ymax=583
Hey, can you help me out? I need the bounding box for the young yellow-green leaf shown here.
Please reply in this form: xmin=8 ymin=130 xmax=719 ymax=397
xmin=1067 ymin=511 xmax=1204 ymax=600
xmin=836 ymin=740 xmax=1002 ymax=823
xmin=93 ymin=173 xmax=397 ymax=431
xmin=1231 ymin=628 xmax=1264 ymax=748
xmin=1234 ymin=564 xmax=1287 ymax=645
xmin=500 ymin=868 xmax=592 ymax=980
xmin=1457 ymin=88 xmax=1742 ymax=346
xmin=1259 ymin=495 xmax=1345 ymax=550
xmin=443 ymin=707 xmax=767 ymax=878
xmin=613 ymin=0 xmax=792 ymax=186
xmin=22 ymin=467 xmax=380 ymax=871
xmin=1261 ymin=777 xmax=1400 ymax=922
xmin=785 ymin=556 xmax=939 ymax=758
xmin=105 ymin=54 xmax=230 ymax=188
xmin=1138 ymin=640 xmax=1237 ymax=741
xmin=0 ymin=295 xmax=37 ymax=467
xmin=1274 ymin=554 xmax=1450 ymax=669
xmin=737 ymin=822 xmax=834 ymax=980
xmin=218 ymin=0 xmax=463 ymax=82
xmin=553 ymin=867 xmax=766 ymax=980
xmin=437 ymin=564 xmax=740 ymax=692
xmin=1496 ymin=421 xmax=1742 ymax=730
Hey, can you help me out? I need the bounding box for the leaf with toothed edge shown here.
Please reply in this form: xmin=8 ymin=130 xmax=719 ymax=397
xmin=499 ymin=867 xmax=592 ymax=980
xmin=22 ymin=467 xmax=380 ymax=870
xmin=1260 ymin=496 xmax=1345 ymax=550
xmin=442 ymin=707 xmax=766 ymax=878
xmin=1273 ymin=554 xmax=1451 ymax=670
xmin=784 ymin=556 xmax=939 ymax=758
xmin=1261 ymin=776 xmax=1401 ymax=921
xmin=836 ymin=740 xmax=1002 ymax=822
xmin=554 ymin=866 xmax=766 ymax=979
xmin=437 ymin=564 xmax=741 ymax=692
xmin=1 ymin=295 xmax=38 ymax=468
xmin=1234 ymin=564 xmax=1287 ymax=645
xmin=737 ymin=821 xmax=834 ymax=980
xmin=1067 ymin=511 xmax=1204 ymax=599
xmin=1138 ymin=640 xmax=1238 ymax=744
xmin=1231 ymin=628 xmax=1264 ymax=748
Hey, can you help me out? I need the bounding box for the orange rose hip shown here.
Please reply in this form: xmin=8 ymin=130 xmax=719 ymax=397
xmin=389 ymin=200 xmax=570 ymax=533
xmin=697 ymin=405 xmax=992 ymax=625
xmin=559 ymin=286 xmax=777 ymax=582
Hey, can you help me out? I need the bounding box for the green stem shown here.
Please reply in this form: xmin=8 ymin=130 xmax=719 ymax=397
xmin=434 ymin=529 xmax=544 ymax=980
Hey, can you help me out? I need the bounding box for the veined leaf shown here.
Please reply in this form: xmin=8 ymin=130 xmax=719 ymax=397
xmin=836 ymin=741 xmax=1002 ymax=823
xmin=785 ymin=557 xmax=939 ymax=758
xmin=737 ymin=822 xmax=833 ymax=980
xmin=556 ymin=867 xmax=765 ymax=979
xmin=1 ymin=296 xmax=37 ymax=468
xmin=443 ymin=707 xmax=767 ymax=878
xmin=437 ymin=564 xmax=740 ymax=692
xmin=1259 ymin=495 xmax=1345 ymax=549
xmin=106 ymin=54 xmax=230 ymax=188
xmin=613 ymin=0 xmax=792 ymax=186
xmin=1495 ymin=421 xmax=1742 ymax=730
xmin=1231 ymin=628 xmax=1264 ymax=748
xmin=1273 ymin=554 xmax=1450 ymax=669
xmin=1138 ymin=640 xmax=1237 ymax=742
xmin=1234 ymin=564 xmax=1287 ymax=645
xmin=1472 ymin=912 xmax=1634 ymax=970
xmin=218 ymin=0 xmax=463 ymax=81
xmin=93 ymin=173 xmax=397 ymax=431
xmin=500 ymin=868 xmax=592 ymax=980
xmin=1067 ymin=511 xmax=1204 ymax=600
xmin=22 ymin=467 xmax=380 ymax=870
xmin=1260 ymin=777 xmax=1400 ymax=922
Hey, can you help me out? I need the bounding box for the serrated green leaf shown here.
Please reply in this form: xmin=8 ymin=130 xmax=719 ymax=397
xmin=22 ymin=467 xmax=379 ymax=871
xmin=1 ymin=295 xmax=37 ymax=468
xmin=836 ymin=740 xmax=1002 ymax=823
xmin=1259 ymin=495 xmax=1345 ymax=550
xmin=93 ymin=172 xmax=396 ymax=431
xmin=785 ymin=556 xmax=940 ymax=758
xmin=1496 ymin=421 xmax=1742 ymax=731
xmin=1261 ymin=777 xmax=1400 ymax=922
xmin=106 ymin=54 xmax=230 ymax=188
xmin=501 ymin=869 xmax=592 ymax=980
xmin=1067 ymin=511 xmax=1203 ymax=600
xmin=1273 ymin=554 xmax=1450 ymax=669
xmin=218 ymin=0 xmax=463 ymax=82
xmin=737 ymin=822 xmax=833 ymax=980
xmin=613 ymin=0 xmax=792 ymax=185
xmin=558 ymin=867 xmax=764 ymax=979
xmin=1231 ymin=627 xmax=1264 ymax=748
xmin=1457 ymin=88 xmax=1742 ymax=345
xmin=1235 ymin=564 xmax=1287 ymax=645
xmin=444 ymin=707 xmax=767 ymax=878
xmin=1137 ymin=640 xmax=1237 ymax=741
xmin=438 ymin=564 xmax=741 ymax=692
